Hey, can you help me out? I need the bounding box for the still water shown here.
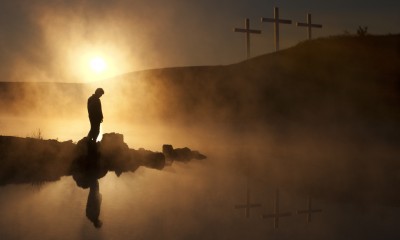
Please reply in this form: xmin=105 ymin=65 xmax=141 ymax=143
xmin=0 ymin=155 xmax=399 ymax=240
xmin=1 ymin=117 xmax=400 ymax=239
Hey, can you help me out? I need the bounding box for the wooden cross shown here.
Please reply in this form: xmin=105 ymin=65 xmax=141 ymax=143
xmin=261 ymin=7 xmax=292 ymax=51
xmin=234 ymin=18 xmax=262 ymax=59
xmin=234 ymin=180 xmax=262 ymax=218
xmin=262 ymin=189 xmax=292 ymax=229
xmin=296 ymin=13 xmax=323 ymax=40
xmin=297 ymin=196 xmax=322 ymax=223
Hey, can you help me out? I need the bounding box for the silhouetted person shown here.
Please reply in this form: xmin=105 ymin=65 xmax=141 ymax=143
xmin=86 ymin=179 xmax=103 ymax=228
xmin=87 ymin=88 xmax=104 ymax=141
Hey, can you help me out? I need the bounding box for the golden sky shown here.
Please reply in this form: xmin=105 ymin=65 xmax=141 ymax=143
xmin=0 ymin=0 xmax=398 ymax=82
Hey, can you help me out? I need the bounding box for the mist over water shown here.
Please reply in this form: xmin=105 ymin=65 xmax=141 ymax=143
xmin=0 ymin=146 xmax=399 ymax=240
xmin=1 ymin=115 xmax=399 ymax=239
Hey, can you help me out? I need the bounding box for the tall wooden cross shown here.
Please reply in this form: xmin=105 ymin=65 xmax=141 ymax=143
xmin=261 ymin=7 xmax=292 ymax=51
xmin=234 ymin=18 xmax=262 ymax=59
xmin=234 ymin=179 xmax=262 ymax=218
xmin=296 ymin=13 xmax=323 ymax=40
xmin=297 ymin=196 xmax=322 ymax=223
xmin=262 ymin=189 xmax=292 ymax=229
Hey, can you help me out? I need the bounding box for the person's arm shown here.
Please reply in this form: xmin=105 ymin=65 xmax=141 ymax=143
xmin=99 ymin=101 xmax=103 ymax=122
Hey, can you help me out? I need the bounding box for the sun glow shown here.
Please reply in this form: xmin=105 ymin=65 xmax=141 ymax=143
xmin=68 ymin=44 xmax=134 ymax=82
xmin=90 ymin=57 xmax=107 ymax=73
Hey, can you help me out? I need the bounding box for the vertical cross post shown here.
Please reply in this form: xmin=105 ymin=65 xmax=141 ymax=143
xmin=261 ymin=7 xmax=292 ymax=51
xmin=234 ymin=18 xmax=262 ymax=59
xmin=262 ymin=189 xmax=292 ymax=229
xmin=234 ymin=179 xmax=262 ymax=218
xmin=297 ymin=196 xmax=322 ymax=223
xmin=296 ymin=13 xmax=322 ymax=40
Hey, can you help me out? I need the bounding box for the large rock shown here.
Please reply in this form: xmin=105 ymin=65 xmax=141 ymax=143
xmin=0 ymin=133 xmax=207 ymax=186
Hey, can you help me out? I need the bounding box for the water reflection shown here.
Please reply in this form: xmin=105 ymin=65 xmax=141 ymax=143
xmin=73 ymin=140 xmax=105 ymax=228
xmin=86 ymin=179 xmax=102 ymax=228
xmin=0 ymin=133 xmax=206 ymax=228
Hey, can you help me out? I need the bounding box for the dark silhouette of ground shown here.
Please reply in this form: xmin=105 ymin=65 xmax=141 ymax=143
xmin=0 ymin=133 xmax=205 ymax=187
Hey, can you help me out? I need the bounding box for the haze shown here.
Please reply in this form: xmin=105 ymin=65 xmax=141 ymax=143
xmin=0 ymin=1 xmax=399 ymax=239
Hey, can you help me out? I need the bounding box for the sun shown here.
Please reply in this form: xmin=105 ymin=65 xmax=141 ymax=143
xmin=89 ymin=57 xmax=107 ymax=73
xmin=71 ymin=46 xmax=133 ymax=82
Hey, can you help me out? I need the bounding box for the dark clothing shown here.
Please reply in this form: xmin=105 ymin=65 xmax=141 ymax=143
xmin=88 ymin=119 xmax=101 ymax=142
xmin=87 ymin=94 xmax=103 ymax=141
xmin=87 ymin=94 xmax=103 ymax=122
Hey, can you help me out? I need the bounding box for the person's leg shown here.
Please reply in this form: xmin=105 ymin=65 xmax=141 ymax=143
xmin=88 ymin=119 xmax=95 ymax=141
xmin=92 ymin=121 xmax=101 ymax=141
xmin=88 ymin=119 xmax=100 ymax=141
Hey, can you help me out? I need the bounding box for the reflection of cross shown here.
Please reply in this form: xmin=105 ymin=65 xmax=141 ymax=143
xmin=262 ymin=189 xmax=292 ymax=229
xmin=234 ymin=179 xmax=262 ymax=218
xmin=261 ymin=7 xmax=292 ymax=51
xmin=296 ymin=13 xmax=322 ymax=40
xmin=297 ymin=196 xmax=322 ymax=223
xmin=234 ymin=18 xmax=262 ymax=59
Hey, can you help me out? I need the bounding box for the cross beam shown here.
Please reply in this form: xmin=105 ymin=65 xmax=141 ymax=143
xmin=297 ymin=196 xmax=322 ymax=223
xmin=234 ymin=181 xmax=262 ymax=218
xmin=262 ymin=189 xmax=292 ymax=229
xmin=234 ymin=18 xmax=262 ymax=59
xmin=261 ymin=7 xmax=292 ymax=51
xmin=296 ymin=13 xmax=322 ymax=40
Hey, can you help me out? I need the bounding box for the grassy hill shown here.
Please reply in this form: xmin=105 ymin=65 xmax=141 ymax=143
xmin=111 ymin=34 xmax=400 ymax=136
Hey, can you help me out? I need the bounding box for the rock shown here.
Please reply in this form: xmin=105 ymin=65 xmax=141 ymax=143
xmin=0 ymin=133 xmax=207 ymax=186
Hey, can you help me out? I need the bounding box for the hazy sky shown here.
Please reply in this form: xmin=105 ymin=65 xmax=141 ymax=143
xmin=0 ymin=0 xmax=399 ymax=82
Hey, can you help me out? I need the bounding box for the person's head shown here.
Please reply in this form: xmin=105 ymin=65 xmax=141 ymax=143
xmin=94 ymin=88 xmax=104 ymax=98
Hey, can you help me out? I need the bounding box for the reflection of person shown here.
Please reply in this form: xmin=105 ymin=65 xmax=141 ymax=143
xmin=86 ymin=180 xmax=103 ymax=228
xmin=87 ymin=88 xmax=104 ymax=141
xmin=72 ymin=140 xmax=105 ymax=228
